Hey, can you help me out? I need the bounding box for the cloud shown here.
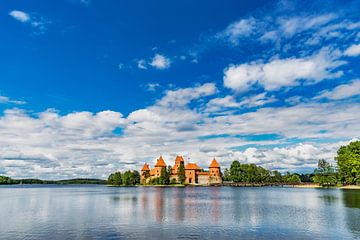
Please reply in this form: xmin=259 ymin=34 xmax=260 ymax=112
xmin=137 ymin=59 xmax=147 ymax=69
xmin=144 ymin=83 xmax=160 ymax=92
xmin=344 ymin=44 xmax=360 ymax=57
xmin=0 ymin=95 xmax=26 ymax=105
xmin=277 ymin=14 xmax=337 ymax=37
xmin=157 ymin=83 xmax=217 ymax=108
xmin=217 ymin=18 xmax=257 ymax=45
xmin=150 ymin=54 xmax=171 ymax=69
xmin=9 ymin=10 xmax=50 ymax=34
xmin=9 ymin=10 xmax=30 ymax=22
xmin=1 ymin=86 xmax=360 ymax=179
xmin=314 ymin=79 xmax=360 ymax=100
xmin=223 ymin=48 xmax=345 ymax=92
xmin=206 ymin=93 xmax=276 ymax=112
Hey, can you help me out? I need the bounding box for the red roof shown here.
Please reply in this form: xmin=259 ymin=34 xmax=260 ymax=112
xmin=185 ymin=163 xmax=201 ymax=170
xmin=175 ymin=155 xmax=184 ymax=163
xmin=155 ymin=156 xmax=167 ymax=167
xmin=197 ymin=172 xmax=209 ymax=175
xmin=141 ymin=163 xmax=150 ymax=171
xmin=209 ymin=158 xmax=220 ymax=168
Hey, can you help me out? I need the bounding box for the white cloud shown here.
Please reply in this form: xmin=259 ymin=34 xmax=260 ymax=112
xmin=0 ymin=95 xmax=26 ymax=105
xmin=9 ymin=10 xmax=30 ymax=22
xmin=150 ymin=54 xmax=171 ymax=69
xmin=278 ymin=14 xmax=337 ymax=37
xmin=9 ymin=10 xmax=50 ymax=34
xmin=145 ymin=83 xmax=160 ymax=92
xmin=137 ymin=59 xmax=147 ymax=69
xmin=0 ymin=91 xmax=360 ymax=179
xmin=157 ymin=83 xmax=217 ymax=108
xmin=223 ymin=48 xmax=344 ymax=92
xmin=206 ymin=93 xmax=276 ymax=112
xmin=315 ymin=79 xmax=360 ymax=100
xmin=217 ymin=18 xmax=257 ymax=45
xmin=344 ymin=44 xmax=360 ymax=57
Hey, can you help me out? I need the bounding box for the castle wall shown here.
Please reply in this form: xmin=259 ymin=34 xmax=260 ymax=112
xmin=185 ymin=170 xmax=197 ymax=184
xmin=197 ymin=174 xmax=209 ymax=185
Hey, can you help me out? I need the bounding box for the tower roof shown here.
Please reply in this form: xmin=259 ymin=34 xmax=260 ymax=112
xmin=209 ymin=158 xmax=220 ymax=168
xmin=175 ymin=155 xmax=184 ymax=163
xmin=185 ymin=163 xmax=201 ymax=170
xmin=154 ymin=156 xmax=167 ymax=167
xmin=141 ymin=163 xmax=150 ymax=171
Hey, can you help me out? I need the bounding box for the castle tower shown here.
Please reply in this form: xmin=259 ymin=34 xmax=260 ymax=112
xmin=140 ymin=163 xmax=150 ymax=184
xmin=185 ymin=163 xmax=201 ymax=184
xmin=170 ymin=155 xmax=185 ymax=183
xmin=209 ymin=158 xmax=222 ymax=184
xmin=151 ymin=156 xmax=167 ymax=178
xmin=172 ymin=155 xmax=184 ymax=175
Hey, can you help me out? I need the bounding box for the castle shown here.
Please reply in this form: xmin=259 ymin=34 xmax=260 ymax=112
xmin=140 ymin=155 xmax=222 ymax=185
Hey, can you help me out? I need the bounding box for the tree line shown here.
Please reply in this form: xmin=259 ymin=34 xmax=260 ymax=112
xmin=222 ymin=161 xmax=301 ymax=184
xmin=312 ymin=141 xmax=360 ymax=186
xmin=221 ymin=140 xmax=360 ymax=187
xmin=107 ymin=170 xmax=141 ymax=186
xmin=0 ymin=176 xmax=106 ymax=185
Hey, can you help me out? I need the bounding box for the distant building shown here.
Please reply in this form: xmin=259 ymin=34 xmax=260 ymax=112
xmin=140 ymin=155 xmax=222 ymax=185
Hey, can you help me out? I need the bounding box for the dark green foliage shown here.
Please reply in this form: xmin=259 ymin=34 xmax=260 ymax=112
xmin=108 ymin=172 xmax=122 ymax=185
xmin=0 ymin=176 xmax=12 ymax=184
xmin=133 ymin=170 xmax=141 ymax=185
xmin=282 ymin=172 xmax=301 ymax=184
xmin=229 ymin=161 xmax=273 ymax=183
xmin=122 ymin=170 xmax=136 ymax=186
xmin=312 ymin=159 xmax=338 ymax=186
xmin=271 ymin=170 xmax=282 ymax=183
xmin=178 ymin=162 xmax=185 ymax=184
xmin=335 ymin=141 xmax=360 ymax=184
xmin=299 ymin=173 xmax=314 ymax=182
xmin=222 ymin=168 xmax=230 ymax=181
xmin=149 ymin=177 xmax=160 ymax=185
xmin=0 ymin=176 xmax=106 ymax=185
xmin=226 ymin=161 xmax=301 ymax=184
xmin=159 ymin=167 xmax=169 ymax=185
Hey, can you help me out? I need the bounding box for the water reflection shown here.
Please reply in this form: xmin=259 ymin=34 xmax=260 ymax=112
xmin=342 ymin=189 xmax=360 ymax=208
xmin=0 ymin=185 xmax=359 ymax=240
xmin=174 ymin=187 xmax=185 ymax=222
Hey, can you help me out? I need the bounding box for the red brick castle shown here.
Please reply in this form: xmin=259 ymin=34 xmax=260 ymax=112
xmin=140 ymin=155 xmax=222 ymax=185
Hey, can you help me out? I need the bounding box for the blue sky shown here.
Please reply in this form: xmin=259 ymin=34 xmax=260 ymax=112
xmin=0 ymin=0 xmax=359 ymax=179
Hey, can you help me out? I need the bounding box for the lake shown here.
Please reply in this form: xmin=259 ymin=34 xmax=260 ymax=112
xmin=0 ymin=185 xmax=359 ymax=239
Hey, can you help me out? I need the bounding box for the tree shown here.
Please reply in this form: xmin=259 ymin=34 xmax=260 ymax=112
xmin=228 ymin=162 xmax=271 ymax=183
xmin=122 ymin=170 xmax=135 ymax=186
xmin=312 ymin=159 xmax=337 ymax=187
xmin=159 ymin=167 xmax=169 ymax=185
xmin=229 ymin=161 xmax=242 ymax=182
xmin=335 ymin=141 xmax=360 ymax=184
xmin=222 ymin=168 xmax=230 ymax=181
xmin=178 ymin=162 xmax=185 ymax=184
xmin=283 ymin=174 xmax=301 ymax=184
xmin=108 ymin=172 xmax=122 ymax=185
xmin=133 ymin=170 xmax=140 ymax=185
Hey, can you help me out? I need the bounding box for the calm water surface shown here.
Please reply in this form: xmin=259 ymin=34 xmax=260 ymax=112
xmin=0 ymin=185 xmax=359 ymax=239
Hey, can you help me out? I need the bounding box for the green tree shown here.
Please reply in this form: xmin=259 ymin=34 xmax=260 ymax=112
xmin=228 ymin=161 xmax=272 ymax=183
xmin=283 ymin=173 xmax=301 ymax=184
xmin=313 ymin=159 xmax=337 ymax=187
xmin=108 ymin=172 xmax=122 ymax=185
xmin=222 ymin=168 xmax=230 ymax=181
xmin=159 ymin=167 xmax=169 ymax=185
xmin=271 ymin=170 xmax=282 ymax=183
xmin=122 ymin=170 xmax=135 ymax=186
xmin=178 ymin=162 xmax=185 ymax=184
xmin=335 ymin=141 xmax=360 ymax=184
xmin=229 ymin=161 xmax=242 ymax=182
xmin=132 ymin=170 xmax=141 ymax=185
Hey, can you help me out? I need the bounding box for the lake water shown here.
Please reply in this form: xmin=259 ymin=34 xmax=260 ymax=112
xmin=0 ymin=185 xmax=359 ymax=240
